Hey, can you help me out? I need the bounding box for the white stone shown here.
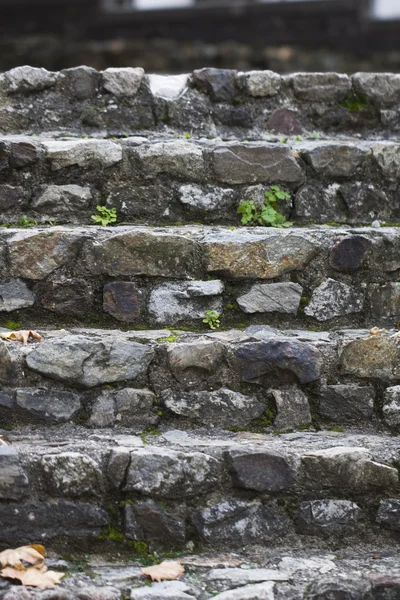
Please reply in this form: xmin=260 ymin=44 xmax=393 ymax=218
xmin=212 ymin=582 xmax=275 ymax=600
xmin=148 ymin=73 xmax=189 ymax=99
xmin=305 ymin=278 xmax=364 ymax=321
xmin=43 ymin=139 xmax=123 ymax=170
xmin=102 ymin=67 xmax=144 ymax=98
xmin=179 ymin=184 xmax=235 ymax=212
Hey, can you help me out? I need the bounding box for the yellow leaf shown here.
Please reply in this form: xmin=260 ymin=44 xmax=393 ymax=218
xmin=29 ymin=545 xmax=46 ymax=558
xmin=0 ymin=565 xmax=64 ymax=588
xmin=0 ymin=546 xmax=44 ymax=569
xmin=0 ymin=330 xmax=42 ymax=345
xmin=141 ymin=560 xmax=184 ymax=582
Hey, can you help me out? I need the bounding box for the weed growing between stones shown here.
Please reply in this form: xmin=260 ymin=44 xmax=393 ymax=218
xmin=237 ymin=185 xmax=292 ymax=227
xmin=203 ymin=310 xmax=221 ymax=330
xmin=91 ymin=205 xmax=118 ymax=226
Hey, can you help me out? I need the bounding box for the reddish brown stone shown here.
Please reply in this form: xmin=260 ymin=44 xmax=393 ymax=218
xmin=103 ymin=281 xmax=142 ymax=322
xmin=10 ymin=141 xmax=40 ymax=168
xmin=37 ymin=278 xmax=93 ymax=316
xmin=267 ymin=108 xmax=303 ymax=135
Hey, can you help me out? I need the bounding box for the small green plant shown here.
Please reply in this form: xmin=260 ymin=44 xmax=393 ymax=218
xmin=18 ymin=215 xmax=37 ymax=228
xmin=5 ymin=320 xmax=21 ymax=330
xmin=237 ymin=185 xmax=292 ymax=228
xmin=91 ymin=205 xmax=117 ymax=226
xmin=313 ymin=130 xmax=319 ymax=140
xmin=156 ymin=335 xmax=177 ymax=343
xmin=184 ymin=132 xmax=191 ymax=139
xmin=203 ymin=310 xmax=220 ymax=330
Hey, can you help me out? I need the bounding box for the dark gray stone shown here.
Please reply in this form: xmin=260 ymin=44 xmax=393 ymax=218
xmin=353 ymin=72 xmax=400 ymax=106
xmin=0 ymin=341 xmax=18 ymax=386
xmin=382 ymin=386 xmax=400 ymax=428
xmin=0 ymin=391 xmax=15 ymax=409
xmin=192 ymin=500 xmax=292 ymax=546
xmin=301 ymin=447 xmax=398 ymax=492
xmin=339 ymin=183 xmax=390 ymax=224
xmin=237 ymin=282 xmax=302 ymax=314
xmin=369 ymin=575 xmax=400 ymax=600
xmin=291 ymin=73 xmax=351 ymax=102
xmin=26 ymin=334 xmax=154 ymax=388
xmin=294 ymin=183 xmax=346 ymax=223
xmin=193 ymin=68 xmax=237 ymax=102
xmin=318 ymin=384 xmax=375 ymax=424
xmin=124 ymin=500 xmax=186 ymax=547
xmin=376 ymin=499 xmax=400 ymax=531
xmin=16 ymin=388 xmax=82 ymax=423
xmin=236 ymin=339 xmax=321 ymax=385
xmin=369 ymin=283 xmax=400 ymax=320
xmin=32 ymin=185 xmax=92 ymax=219
xmin=89 ymin=393 xmax=116 ymax=428
xmin=161 ymin=387 xmax=264 ymax=428
xmin=296 ymin=499 xmax=360 ymax=536
xmin=10 ymin=140 xmax=40 ymax=167
xmin=148 ymin=280 xmax=223 ymax=324
xmin=0 ymin=278 xmax=35 ymax=312
xmin=114 ymin=388 xmax=158 ymax=430
xmin=212 ymin=144 xmax=304 ymax=185
xmin=272 ymin=387 xmax=312 ymax=429
xmin=0 ymin=142 xmax=10 ymax=171
xmin=267 ymin=108 xmax=302 ymax=135
xmin=124 ymin=448 xmax=221 ymax=498
xmin=103 ymin=281 xmax=143 ymax=323
xmin=0 ymin=501 xmax=109 ymax=545
xmin=0 ymin=446 xmax=29 ymax=500
xmin=38 ymin=452 xmax=103 ymax=498
xmin=306 ymin=578 xmax=368 ymax=600
xmin=37 ymin=278 xmax=93 ymax=316
xmin=62 ymin=65 xmax=101 ymax=100
xmin=0 ymin=185 xmax=24 ymax=211
xmin=303 ymin=144 xmax=366 ymax=178
xmin=304 ymin=278 xmax=364 ymax=321
xmin=225 ymin=448 xmax=295 ymax=491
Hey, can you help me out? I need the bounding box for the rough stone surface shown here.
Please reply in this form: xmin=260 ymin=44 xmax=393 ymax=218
xmin=102 ymin=67 xmax=144 ymax=98
xmin=0 ymin=185 xmax=24 ymax=211
xmin=32 ymin=185 xmax=92 ymax=220
xmin=240 ymin=70 xmax=281 ymax=97
xmin=237 ymin=340 xmax=321 ymax=385
xmin=376 ymin=499 xmax=400 ymax=531
xmin=161 ymin=387 xmax=264 ymax=428
xmin=0 ymin=501 xmax=109 ymax=545
xmin=353 ymin=72 xmax=400 ymax=105
xmin=0 ymin=278 xmax=35 ymax=312
xmin=148 ymin=280 xmax=223 ymax=324
xmin=369 ymin=282 xmax=400 ymax=320
xmin=340 ymin=337 xmax=400 ymax=380
xmin=225 ymin=448 xmax=295 ymax=491
xmin=16 ymin=388 xmax=81 ymax=423
xmin=304 ymin=278 xmax=364 ymax=321
xmin=134 ymin=141 xmax=205 ymax=181
xmin=0 ymin=446 xmax=29 ymax=500
xmin=124 ymin=448 xmax=221 ymax=498
xmin=114 ymin=388 xmax=158 ymax=429
xmin=303 ymin=143 xmax=366 ymax=178
xmin=382 ymin=386 xmax=400 ymax=428
xmin=192 ymin=500 xmax=292 ymax=546
xmin=103 ymin=281 xmax=143 ymax=323
xmin=212 ymin=144 xmax=304 ymax=185
xmin=296 ymin=499 xmax=360 ymax=536
xmin=4 ymin=66 xmax=57 ymax=92
xmin=36 ymin=277 xmax=93 ymax=316
xmin=318 ymin=384 xmax=375 ymax=424
xmin=193 ymin=68 xmax=237 ymax=102
xmin=167 ymin=341 xmax=225 ymax=382
xmin=267 ymin=108 xmax=303 ymax=135
xmin=43 ymin=140 xmax=122 ymax=170
xmin=301 ymin=447 xmax=398 ymax=492
xmin=306 ymin=578 xmax=369 ymax=600
xmin=272 ymin=387 xmax=312 ymax=429
xmin=179 ymin=184 xmax=234 ymax=212
xmin=291 ymin=72 xmax=351 ymax=102
xmin=210 ymin=582 xmax=275 ymax=600
xmin=148 ymin=73 xmax=189 ymax=99
xmin=237 ymin=282 xmax=302 ymax=314
xmin=131 ymin=581 xmax=195 ymax=600
xmin=10 ymin=140 xmax=41 ymax=167
xmin=63 ymin=65 xmax=101 ymax=100
xmin=89 ymin=394 xmax=115 ymax=428
xmin=124 ymin=500 xmax=186 ymax=547
xmin=26 ymin=334 xmax=154 ymax=388
xmin=38 ymin=452 xmax=103 ymax=498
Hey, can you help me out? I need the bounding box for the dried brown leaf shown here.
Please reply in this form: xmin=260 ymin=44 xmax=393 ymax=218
xmin=0 ymin=546 xmax=44 ymax=569
xmin=0 ymin=565 xmax=64 ymax=588
xmin=0 ymin=435 xmax=11 ymax=446
xmin=369 ymin=327 xmax=387 ymax=337
xmin=141 ymin=560 xmax=184 ymax=582
xmin=0 ymin=330 xmax=42 ymax=345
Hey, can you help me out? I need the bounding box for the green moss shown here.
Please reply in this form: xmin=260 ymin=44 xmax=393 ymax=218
xmin=119 ymin=499 xmax=134 ymax=507
xmin=87 ymin=312 xmax=101 ymax=324
xmin=81 ymin=106 xmax=103 ymax=127
xmin=98 ymin=525 xmax=125 ymax=543
xmin=253 ymin=409 xmax=275 ymax=429
xmin=4 ymin=320 xmax=21 ymax=330
xmin=224 ymin=302 xmax=239 ymax=312
xmin=339 ymin=92 xmax=368 ymax=111
xmin=297 ymin=423 xmax=311 ymax=431
xmin=328 ymin=426 xmax=345 ymax=433
xmin=162 ymin=105 xmax=170 ymax=125
xmin=156 ymin=335 xmax=177 ymax=343
xmin=299 ymin=296 xmax=309 ymax=307
xmin=232 ymin=323 xmax=247 ymax=329
xmin=324 ymin=221 xmax=342 ymax=227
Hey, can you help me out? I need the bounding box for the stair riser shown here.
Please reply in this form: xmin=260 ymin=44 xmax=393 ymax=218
xmin=0 ymin=227 xmax=399 ymax=329
xmin=0 ymin=68 xmax=395 ymax=138
xmin=1 ymin=329 xmax=400 ymax=433
xmin=1 ymin=435 xmax=399 ymax=551
xmin=1 ymin=138 xmax=400 ymax=225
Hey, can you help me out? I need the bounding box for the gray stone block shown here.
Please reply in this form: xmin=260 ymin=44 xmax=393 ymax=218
xmin=32 ymin=184 xmax=92 ymax=219
xmin=305 ymin=278 xmax=364 ymax=321
xmin=237 ymin=282 xmax=302 ymax=314
xmin=353 ymin=72 xmax=400 ymax=106
xmin=318 ymin=384 xmax=375 ymax=424
xmin=225 ymin=448 xmax=295 ymax=491
xmin=272 ymin=387 xmax=312 ymax=430
xmin=43 ymin=139 xmax=122 ymax=171
xmin=102 ymin=67 xmax=144 ymax=98
xmin=0 ymin=278 xmax=35 ymax=312
xmin=0 ymin=446 xmax=29 ymax=500
xmin=38 ymin=452 xmax=103 ymax=498
xmin=296 ymin=499 xmax=360 ymax=535
xmin=16 ymin=388 xmax=81 ymax=423
xmin=290 ymin=72 xmax=351 ymax=102
xmin=133 ymin=141 xmax=205 ymax=181
xmin=124 ymin=500 xmax=186 ymax=547
xmin=240 ymin=70 xmax=281 ymax=97
xmin=148 ymin=280 xmax=223 ymax=324
xmin=377 ymin=499 xmax=400 ymax=531
xmin=382 ymin=386 xmax=400 ymax=428
xmin=3 ymin=66 xmax=58 ymax=93
xmin=103 ymin=281 xmax=143 ymax=323
xmin=193 ymin=68 xmax=237 ymax=102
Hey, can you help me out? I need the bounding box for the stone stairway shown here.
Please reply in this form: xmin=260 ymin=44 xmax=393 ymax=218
xmin=1 ymin=66 xmax=400 ymax=599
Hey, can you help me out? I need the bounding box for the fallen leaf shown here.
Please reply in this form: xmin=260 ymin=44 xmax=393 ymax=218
xmin=141 ymin=560 xmax=184 ymax=582
xmin=369 ymin=327 xmax=387 ymax=337
xmin=0 ymin=330 xmax=42 ymax=345
xmin=0 ymin=435 xmax=11 ymax=445
xmin=0 ymin=565 xmax=64 ymax=588
xmin=0 ymin=546 xmax=44 ymax=569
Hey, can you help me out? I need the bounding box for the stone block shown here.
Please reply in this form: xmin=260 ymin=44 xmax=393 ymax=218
xmin=340 ymin=337 xmax=400 ymax=380
xmin=212 ymin=144 xmax=304 ymax=185
xmin=369 ymin=283 xmax=400 ymax=320
xmin=62 ymin=66 xmax=101 ymax=100
xmin=0 ymin=185 xmax=24 ymax=212
xmin=0 ymin=446 xmax=29 ymax=500
xmin=167 ymin=341 xmax=225 ymax=382
xmin=10 ymin=140 xmax=41 ymax=167
xmin=114 ymin=388 xmax=158 ymax=429
xmin=303 ymin=143 xmax=366 ymax=178
xmin=148 ymin=280 xmax=223 ymax=324
xmin=318 ymin=384 xmax=375 ymax=423
xmin=290 ymin=72 xmax=351 ymax=102
xmin=161 ymin=387 xmax=264 ymax=428
xmin=32 ymin=185 xmax=92 ymax=219
xmin=0 ymin=279 xmax=35 ymax=312
xmin=267 ymin=108 xmax=303 ymax=135
xmin=376 ymin=499 xmax=400 ymax=531
xmin=239 ymin=70 xmax=281 ymax=97
xmin=148 ymin=73 xmax=189 ymax=99
xmin=3 ymin=66 xmax=57 ymax=93
xmin=382 ymin=386 xmax=400 ymax=428
xmin=131 ymin=581 xmax=195 ymax=600
xmin=37 ymin=277 xmax=93 ymax=316
xmin=296 ymin=499 xmax=360 ymax=536
xmin=38 ymin=452 xmax=103 ymax=498
xmin=372 ymin=142 xmax=400 ymax=180
xmin=272 ymin=387 xmax=312 ymax=430
xmin=305 ymin=278 xmax=364 ymax=321
xmin=102 ymin=67 xmax=144 ymax=98
xmin=124 ymin=448 xmax=221 ymax=498
xmin=353 ymin=72 xmax=400 ymax=105
xmin=178 ymin=184 xmax=235 ymax=212
xmin=225 ymin=448 xmax=294 ymax=491
xmin=329 ymin=235 xmax=372 ymax=271
xmin=43 ymin=139 xmax=122 ymax=171
xmin=103 ymin=281 xmax=143 ymax=323
xmin=133 ymin=140 xmax=205 ymax=181
xmin=89 ymin=393 xmax=115 ymax=428
xmin=124 ymin=500 xmax=186 ymax=547
xmin=16 ymin=388 xmax=82 ymax=423
xmin=237 ymin=282 xmax=302 ymax=314
xmin=193 ymin=68 xmax=237 ymax=102
xmin=294 ymin=183 xmax=345 ymax=223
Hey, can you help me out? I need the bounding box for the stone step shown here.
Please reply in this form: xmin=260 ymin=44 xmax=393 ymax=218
xmin=2 ymin=135 xmax=400 ymax=226
xmin=1 ymin=426 xmax=400 ymax=555
xmin=0 ymin=225 xmax=399 ymax=328
xmin=2 ymin=547 xmax=400 ymax=600
xmin=0 ymin=66 xmax=398 ymax=140
xmin=1 ymin=326 xmax=400 ymax=433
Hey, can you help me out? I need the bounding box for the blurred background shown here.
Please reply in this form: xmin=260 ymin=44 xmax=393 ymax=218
xmin=0 ymin=0 xmax=400 ymax=73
